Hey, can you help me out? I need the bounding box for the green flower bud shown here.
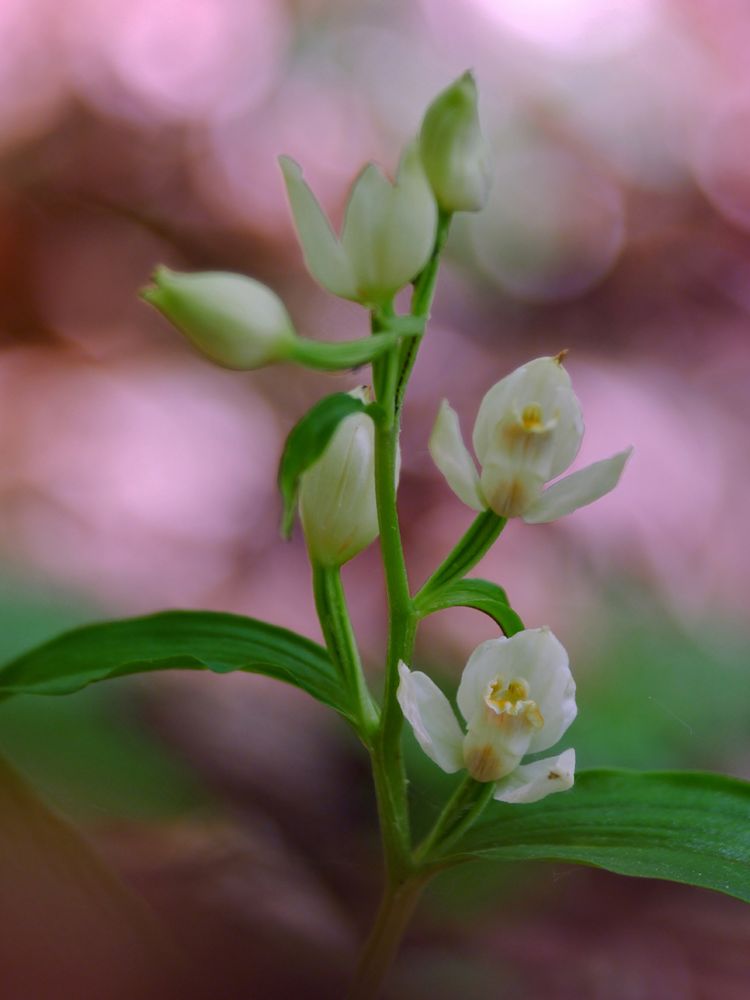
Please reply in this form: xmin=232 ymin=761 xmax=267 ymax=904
xmin=419 ymin=71 xmax=492 ymax=213
xmin=280 ymin=142 xmax=437 ymax=306
xmin=142 ymin=267 xmax=296 ymax=370
xmin=298 ymin=388 xmax=378 ymax=566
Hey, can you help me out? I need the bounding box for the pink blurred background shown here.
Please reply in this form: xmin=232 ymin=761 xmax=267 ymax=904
xmin=0 ymin=1 xmax=749 ymax=997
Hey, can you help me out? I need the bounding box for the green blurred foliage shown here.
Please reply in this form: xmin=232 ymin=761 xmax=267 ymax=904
xmin=0 ymin=575 xmax=210 ymax=821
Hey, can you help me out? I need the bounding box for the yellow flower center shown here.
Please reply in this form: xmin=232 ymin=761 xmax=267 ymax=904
xmin=484 ymin=676 xmax=544 ymax=729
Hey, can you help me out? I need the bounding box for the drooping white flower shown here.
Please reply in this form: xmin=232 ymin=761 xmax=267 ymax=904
xmin=142 ymin=268 xmax=296 ymax=370
xmin=279 ymin=143 xmax=437 ymax=306
xmin=429 ymin=354 xmax=632 ymax=523
xmin=397 ymin=628 xmax=576 ymax=804
xmin=298 ymin=388 xmax=378 ymax=567
xmin=419 ymin=71 xmax=492 ymax=213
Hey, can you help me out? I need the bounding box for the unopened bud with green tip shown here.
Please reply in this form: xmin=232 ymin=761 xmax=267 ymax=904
xmin=298 ymin=388 xmax=378 ymax=567
xmin=142 ymin=268 xmax=296 ymax=370
xmin=142 ymin=266 xmax=421 ymax=373
xmin=419 ymin=71 xmax=492 ymax=213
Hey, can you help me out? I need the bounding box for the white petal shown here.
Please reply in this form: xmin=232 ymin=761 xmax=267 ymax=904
xmin=472 ymin=357 xmax=577 ymax=464
xmin=493 ymin=749 xmax=575 ymax=804
xmin=456 ymin=637 xmax=514 ymax=723
xmin=341 ymin=144 xmax=437 ymax=301
xmin=341 ymin=163 xmax=393 ymax=295
xmin=478 ymin=459 xmax=544 ymax=518
xmin=397 ymin=662 xmax=465 ymax=773
xmin=522 ymin=448 xmax=633 ymax=525
xmin=511 ymin=629 xmax=576 ymax=753
xmin=279 ymin=156 xmax=358 ymax=299
xmin=456 ymin=629 xmax=576 ymax=754
xmin=429 ymin=401 xmax=486 ymax=512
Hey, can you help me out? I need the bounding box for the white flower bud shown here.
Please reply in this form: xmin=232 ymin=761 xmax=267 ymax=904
xmin=298 ymin=389 xmax=378 ymax=566
xmin=397 ymin=628 xmax=577 ymax=804
xmin=142 ymin=268 xmax=296 ymax=370
xmin=429 ymin=355 xmax=632 ymax=523
xmin=419 ymin=71 xmax=492 ymax=213
xmin=280 ymin=143 xmax=437 ymax=306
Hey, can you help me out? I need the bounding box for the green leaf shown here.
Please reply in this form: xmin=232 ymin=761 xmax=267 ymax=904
xmin=0 ymin=610 xmax=357 ymax=724
xmin=415 ymin=578 xmax=525 ymax=637
xmin=278 ymin=392 xmax=368 ymax=538
xmin=448 ymin=769 xmax=750 ymax=903
xmin=417 ymin=510 xmax=506 ymax=596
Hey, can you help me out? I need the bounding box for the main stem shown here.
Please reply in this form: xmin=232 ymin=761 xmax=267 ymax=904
xmin=354 ymin=218 xmax=453 ymax=995
xmin=347 ymin=876 xmax=427 ymax=1000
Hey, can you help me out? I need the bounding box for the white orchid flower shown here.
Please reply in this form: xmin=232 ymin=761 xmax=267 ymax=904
xmin=429 ymin=354 xmax=632 ymax=523
xmin=279 ymin=143 xmax=437 ymax=306
xmin=397 ymin=628 xmax=576 ymax=804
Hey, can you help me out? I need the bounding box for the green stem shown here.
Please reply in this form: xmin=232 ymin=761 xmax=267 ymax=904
xmin=311 ymin=562 xmax=379 ymax=738
xmin=414 ymin=775 xmax=495 ymax=864
xmin=416 ymin=510 xmax=507 ymax=599
xmin=347 ymin=874 xmax=429 ymax=1000
xmin=372 ymin=409 xmax=416 ymax=875
xmin=395 ymin=210 xmax=452 ymax=413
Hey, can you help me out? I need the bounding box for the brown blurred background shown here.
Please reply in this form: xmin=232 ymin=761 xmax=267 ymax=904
xmin=0 ymin=0 xmax=749 ymax=997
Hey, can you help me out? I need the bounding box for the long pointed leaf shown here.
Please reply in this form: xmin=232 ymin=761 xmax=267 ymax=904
xmin=448 ymin=769 xmax=750 ymax=903
xmin=0 ymin=610 xmax=356 ymax=724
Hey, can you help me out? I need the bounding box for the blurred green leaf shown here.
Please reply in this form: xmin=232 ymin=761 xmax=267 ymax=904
xmin=415 ymin=578 xmax=524 ymax=637
xmin=571 ymin=613 xmax=750 ymax=771
xmin=449 ymin=769 xmax=750 ymax=902
xmin=0 ymin=610 xmax=356 ymax=724
xmin=0 ymin=751 xmax=183 ymax=991
xmin=278 ymin=391 xmax=368 ymax=538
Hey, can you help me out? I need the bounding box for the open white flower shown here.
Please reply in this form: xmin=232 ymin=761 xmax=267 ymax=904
xmin=429 ymin=355 xmax=632 ymax=523
xmin=397 ymin=628 xmax=576 ymax=804
xmin=279 ymin=143 xmax=437 ymax=306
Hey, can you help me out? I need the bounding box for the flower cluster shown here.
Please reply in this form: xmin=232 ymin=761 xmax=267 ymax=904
xmin=142 ymin=70 xmax=633 ymax=811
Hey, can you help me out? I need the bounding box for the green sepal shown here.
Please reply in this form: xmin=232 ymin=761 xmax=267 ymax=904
xmin=290 ymin=329 xmax=418 ymax=371
xmin=415 ymin=578 xmax=524 ymax=637
xmin=278 ymin=392 xmax=369 ymax=539
xmin=0 ymin=610 xmax=358 ymax=725
xmin=445 ymin=769 xmax=750 ymax=903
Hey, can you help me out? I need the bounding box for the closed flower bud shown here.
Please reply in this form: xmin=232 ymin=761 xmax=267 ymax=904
xmin=142 ymin=267 xmax=296 ymax=370
xmin=419 ymin=71 xmax=492 ymax=213
xmin=280 ymin=142 xmax=437 ymax=306
xmin=298 ymin=389 xmax=378 ymax=566
xmin=429 ymin=355 xmax=632 ymax=523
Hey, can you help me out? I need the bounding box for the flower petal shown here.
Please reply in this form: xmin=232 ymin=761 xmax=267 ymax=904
xmin=493 ymin=749 xmax=575 ymax=804
xmin=456 ymin=629 xmax=576 ymax=754
xmin=522 ymin=447 xmax=633 ymax=525
xmin=472 ymin=357 xmax=581 ymax=476
xmin=397 ymin=662 xmax=464 ymax=773
xmin=279 ymin=156 xmax=358 ymax=300
xmin=341 ymin=144 xmax=437 ymax=302
xmin=429 ymin=400 xmax=486 ymax=512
